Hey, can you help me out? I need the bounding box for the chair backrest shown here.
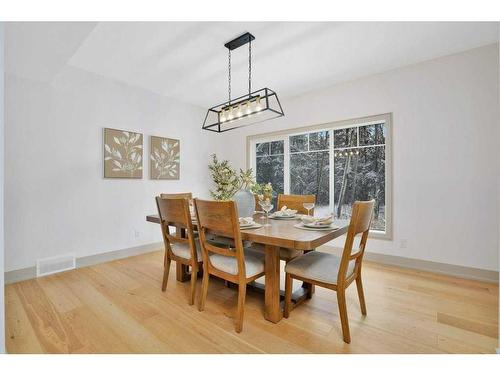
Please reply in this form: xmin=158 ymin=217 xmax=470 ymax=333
xmin=337 ymin=200 xmax=375 ymax=286
xmin=277 ymin=194 xmax=316 ymax=215
xmin=160 ymin=192 xmax=193 ymax=199
xmin=254 ymin=194 xmax=261 ymax=211
xmin=155 ymin=196 xmax=197 ymax=261
xmin=193 ymin=199 xmax=246 ymax=280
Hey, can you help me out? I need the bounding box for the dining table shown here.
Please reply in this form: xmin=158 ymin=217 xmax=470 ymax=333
xmin=146 ymin=212 xmax=349 ymax=323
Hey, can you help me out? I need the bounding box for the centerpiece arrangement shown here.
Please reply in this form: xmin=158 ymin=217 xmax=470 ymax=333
xmin=208 ymin=154 xmax=273 ymax=217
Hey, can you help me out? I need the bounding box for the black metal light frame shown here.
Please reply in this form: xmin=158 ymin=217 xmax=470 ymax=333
xmin=202 ymin=88 xmax=284 ymax=133
xmin=202 ymin=32 xmax=284 ymax=133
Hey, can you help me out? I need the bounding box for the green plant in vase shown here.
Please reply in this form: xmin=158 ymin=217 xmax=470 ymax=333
xmin=252 ymin=182 xmax=274 ymax=203
xmin=208 ymin=154 xmax=241 ymax=201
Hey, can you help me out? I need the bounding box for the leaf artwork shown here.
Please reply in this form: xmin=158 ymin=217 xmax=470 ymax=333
xmin=150 ymin=136 xmax=180 ymax=180
xmin=104 ymin=128 xmax=143 ymax=178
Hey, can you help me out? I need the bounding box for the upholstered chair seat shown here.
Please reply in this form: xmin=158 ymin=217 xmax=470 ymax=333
xmin=250 ymin=243 xmax=303 ymax=261
xmin=209 ymin=248 xmax=265 ymax=277
xmin=285 ymin=251 xmax=355 ymax=285
xmin=170 ymin=239 xmax=202 ymax=260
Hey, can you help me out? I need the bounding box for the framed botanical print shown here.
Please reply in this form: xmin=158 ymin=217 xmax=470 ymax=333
xmin=103 ymin=128 xmax=143 ymax=178
xmin=150 ymin=136 xmax=180 ymax=180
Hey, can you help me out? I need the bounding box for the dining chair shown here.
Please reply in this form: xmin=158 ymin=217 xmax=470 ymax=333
xmin=194 ymin=199 xmax=266 ymax=333
xmin=277 ymin=193 xmax=316 ymax=215
xmin=155 ymin=196 xmax=201 ymax=305
xmin=273 ymin=194 xmax=317 ymax=262
xmin=283 ymin=200 xmax=375 ymax=343
xmin=254 ymin=194 xmax=261 ymax=212
xmin=160 ymin=192 xmax=193 ymax=199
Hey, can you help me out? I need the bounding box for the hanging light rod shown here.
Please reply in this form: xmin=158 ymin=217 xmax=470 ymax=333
xmin=202 ymin=32 xmax=284 ymax=133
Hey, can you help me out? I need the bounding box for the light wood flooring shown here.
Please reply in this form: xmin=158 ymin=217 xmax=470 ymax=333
xmin=5 ymin=249 xmax=499 ymax=353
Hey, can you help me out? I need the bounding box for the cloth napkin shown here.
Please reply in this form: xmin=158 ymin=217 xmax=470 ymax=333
xmin=239 ymin=217 xmax=255 ymax=225
xmin=302 ymin=214 xmax=333 ymax=225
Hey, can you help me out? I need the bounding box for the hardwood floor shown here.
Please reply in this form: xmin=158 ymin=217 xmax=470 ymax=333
xmin=5 ymin=249 xmax=499 ymax=353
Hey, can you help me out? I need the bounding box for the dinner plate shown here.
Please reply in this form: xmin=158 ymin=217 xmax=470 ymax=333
xmin=294 ymin=223 xmax=339 ymax=231
xmin=303 ymin=222 xmax=332 ymax=229
xmin=240 ymin=223 xmax=262 ymax=230
xmin=239 ymin=223 xmax=255 ymax=228
xmin=269 ymin=214 xmax=298 ymax=220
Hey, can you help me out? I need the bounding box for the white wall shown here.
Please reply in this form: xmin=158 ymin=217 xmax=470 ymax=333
xmin=215 ymin=44 xmax=500 ymax=271
xmin=5 ymin=65 xmax=216 ymax=272
xmin=1 ymin=22 xmax=6 ymax=353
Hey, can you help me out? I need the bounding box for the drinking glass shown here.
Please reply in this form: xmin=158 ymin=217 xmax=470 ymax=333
xmin=260 ymin=200 xmax=274 ymax=227
xmin=303 ymin=202 xmax=315 ymax=217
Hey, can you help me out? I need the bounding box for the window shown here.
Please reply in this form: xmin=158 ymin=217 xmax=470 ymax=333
xmin=255 ymin=140 xmax=284 ymax=206
xmin=248 ymin=114 xmax=392 ymax=238
xmin=290 ymin=131 xmax=330 ymax=215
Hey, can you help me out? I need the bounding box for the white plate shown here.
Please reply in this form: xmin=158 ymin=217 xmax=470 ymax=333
xmin=239 ymin=223 xmax=255 ymax=227
xmin=303 ymin=222 xmax=332 ymax=228
xmin=294 ymin=223 xmax=339 ymax=231
xmin=240 ymin=223 xmax=262 ymax=230
xmin=270 ymin=214 xmax=298 ymax=220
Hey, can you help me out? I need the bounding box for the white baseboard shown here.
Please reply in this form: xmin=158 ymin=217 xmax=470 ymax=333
xmin=319 ymin=245 xmax=498 ymax=284
xmin=5 ymin=242 xmax=498 ymax=285
xmin=4 ymin=242 xmax=163 ymax=284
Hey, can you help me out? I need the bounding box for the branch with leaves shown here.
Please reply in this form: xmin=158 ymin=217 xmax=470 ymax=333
xmin=208 ymin=154 xmax=257 ymax=200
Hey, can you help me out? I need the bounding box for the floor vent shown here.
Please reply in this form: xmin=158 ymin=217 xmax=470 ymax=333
xmin=36 ymin=254 xmax=76 ymax=277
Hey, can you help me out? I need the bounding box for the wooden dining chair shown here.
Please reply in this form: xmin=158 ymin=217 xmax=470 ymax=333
xmin=194 ymin=199 xmax=266 ymax=333
xmin=155 ymin=196 xmax=201 ymax=305
xmin=277 ymin=193 xmax=316 ymax=215
xmin=284 ymin=200 xmax=375 ymax=343
xmin=254 ymin=194 xmax=261 ymax=212
xmin=160 ymin=192 xmax=193 ymax=199
xmin=272 ymin=194 xmax=317 ymax=262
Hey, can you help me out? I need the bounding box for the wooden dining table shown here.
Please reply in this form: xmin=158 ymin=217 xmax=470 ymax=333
xmin=146 ymin=213 xmax=348 ymax=323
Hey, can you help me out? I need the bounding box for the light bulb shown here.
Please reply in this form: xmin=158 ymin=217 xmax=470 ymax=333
xmin=245 ymin=101 xmax=251 ymax=114
xmin=255 ymin=96 xmax=262 ymax=111
xmin=236 ymin=105 xmax=242 ymax=117
xmin=220 ymin=112 xmax=226 ymax=122
xmin=227 ymin=107 xmax=234 ymax=120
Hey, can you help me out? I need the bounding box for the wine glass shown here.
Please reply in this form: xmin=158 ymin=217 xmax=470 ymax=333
xmin=259 ymin=200 xmax=274 ymax=227
xmin=303 ymin=202 xmax=315 ymax=217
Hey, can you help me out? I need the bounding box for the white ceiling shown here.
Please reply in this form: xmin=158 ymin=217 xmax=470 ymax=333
xmin=5 ymin=22 xmax=499 ymax=108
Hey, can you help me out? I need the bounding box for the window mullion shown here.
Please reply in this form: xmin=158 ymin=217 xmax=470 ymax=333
xmin=329 ymin=129 xmax=335 ymax=215
xmin=284 ymin=136 xmax=290 ymax=194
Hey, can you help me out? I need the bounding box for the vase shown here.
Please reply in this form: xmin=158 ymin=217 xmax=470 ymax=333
xmin=233 ymin=189 xmax=256 ymax=218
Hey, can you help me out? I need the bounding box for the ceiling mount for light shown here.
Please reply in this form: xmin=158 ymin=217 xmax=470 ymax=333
xmin=202 ymin=32 xmax=284 ymax=133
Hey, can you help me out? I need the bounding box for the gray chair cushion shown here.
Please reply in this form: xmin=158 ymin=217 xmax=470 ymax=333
xmin=206 ymin=234 xmax=253 ymax=248
xmin=285 ymin=251 xmax=356 ymax=285
xmin=250 ymin=243 xmax=303 ymax=261
xmin=170 ymin=238 xmax=202 ymax=261
xmin=209 ymin=248 xmax=265 ymax=278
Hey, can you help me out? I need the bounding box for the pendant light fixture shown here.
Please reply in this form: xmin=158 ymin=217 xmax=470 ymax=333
xmin=202 ymin=32 xmax=284 ymax=133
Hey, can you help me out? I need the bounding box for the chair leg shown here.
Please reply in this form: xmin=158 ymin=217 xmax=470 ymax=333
xmin=303 ymin=249 xmax=315 ymax=298
xmin=199 ymin=269 xmax=209 ymax=311
xmin=355 ymin=274 xmax=367 ymax=315
xmin=336 ymin=288 xmax=351 ymax=343
xmin=188 ymin=264 xmax=198 ymax=305
xmin=284 ymin=273 xmax=293 ymax=318
xmin=306 ymin=284 xmax=315 ymax=299
xmin=235 ymin=282 xmax=247 ymax=333
xmin=161 ymin=256 xmax=171 ymax=292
